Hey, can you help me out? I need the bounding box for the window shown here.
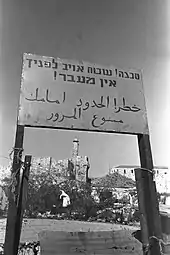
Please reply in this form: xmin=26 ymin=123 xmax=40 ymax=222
xmin=131 ymin=170 xmax=133 ymax=174
xmin=124 ymin=169 xmax=126 ymax=174
xmin=157 ymin=170 xmax=159 ymax=174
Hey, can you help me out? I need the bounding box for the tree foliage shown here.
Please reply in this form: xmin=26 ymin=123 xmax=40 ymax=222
xmin=0 ymin=160 xmax=139 ymax=224
xmin=92 ymin=172 xmax=136 ymax=188
xmin=24 ymin=166 xmax=97 ymax=219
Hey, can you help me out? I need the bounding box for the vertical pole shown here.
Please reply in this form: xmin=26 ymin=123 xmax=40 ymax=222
xmin=4 ymin=125 xmax=25 ymax=255
xmin=13 ymin=155 xmax=32 ymax=255
xmin=136 ymin=134 xmax=162 ymax=254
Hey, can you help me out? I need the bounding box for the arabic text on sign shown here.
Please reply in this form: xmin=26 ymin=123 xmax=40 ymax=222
xmin=25 ymin=88 xmax=141 ymax=113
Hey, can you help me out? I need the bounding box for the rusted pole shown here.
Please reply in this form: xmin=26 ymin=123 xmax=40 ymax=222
xmin=4 ymin=125 xmax=25 ymax=255
xmin=136 ymin=134 xmax=162 ymax=254
xmin=13 ymin=155 xmax=32 ymax=255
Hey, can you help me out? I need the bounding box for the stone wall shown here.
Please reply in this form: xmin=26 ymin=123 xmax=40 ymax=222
xmin=30 ymin=156 xmax=89 ymax=184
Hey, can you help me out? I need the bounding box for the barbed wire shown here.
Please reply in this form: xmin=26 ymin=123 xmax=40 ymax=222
xmin=0 ymin=155 xmax=10 ymax=160
xmin=9 ymin=147 xmax=24 ymax=164
xmin=9 ymin=147 xmax=14 ymax=161
xmin=148 ymin=235 xmax=170 ymax=255
xmin=7 ymin=147 xmax=25 ymax=204
xmin=134 ymin=168 xmax=156 ymax=182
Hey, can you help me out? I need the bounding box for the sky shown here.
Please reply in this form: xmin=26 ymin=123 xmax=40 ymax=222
xmin=0 ymin=0 xmax=170 ymax=177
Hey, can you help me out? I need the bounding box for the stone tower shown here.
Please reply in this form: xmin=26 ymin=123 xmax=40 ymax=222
xmin=72 ymin=137 xmax=79 ymax=159
xmin=70 ymin=138 xmax=90 ymax=182
xmin=71 ymin=137 xmax=79 ymax=177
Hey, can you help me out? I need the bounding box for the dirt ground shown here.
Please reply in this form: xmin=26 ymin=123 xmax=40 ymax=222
xmin=0 ymin=218 xmax=140 ymax=243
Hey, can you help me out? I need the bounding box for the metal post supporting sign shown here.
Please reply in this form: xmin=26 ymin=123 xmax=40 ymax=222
xmin=136 ymin=134 xmax=163 ymax=254
xmin=4 ymin=125 xmax=25 ymax=255
xmin=13 ymin=155 xmax=32 ymax=255
xmin=3 ymin=53 xmax=164 ymax=255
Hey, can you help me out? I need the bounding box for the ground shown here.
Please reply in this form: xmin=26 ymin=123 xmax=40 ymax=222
xmin=0 ymin=218 xmax=140 ymax=243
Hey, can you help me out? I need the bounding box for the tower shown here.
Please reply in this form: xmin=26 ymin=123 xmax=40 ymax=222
xmin=71 ymin=138 xmax=79 ymax=178
xmin=72 ymin=137 xmax=79 ymax=159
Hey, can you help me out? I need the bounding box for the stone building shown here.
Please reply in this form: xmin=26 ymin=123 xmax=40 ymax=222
xmin=30 ymin=138 xmax=90 ymax=183
xmin=109 ymin=165 xmax=170 ymax=193
xmin=70 ymin=138 xmax=90 ymax=182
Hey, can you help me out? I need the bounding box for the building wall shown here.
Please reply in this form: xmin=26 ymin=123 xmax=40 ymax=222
xmin=109 ymin=167 xmax=135 ymax=181
xmin=154 ymin=170 xmax=169 ymax=193
xmin=30 ymin=157 xmax=69 ymax=184
xmin=109 ymin=167 xmax=169 ymax=193
xmin=30 ymin=154 xmax=89 ymax=184
xmin=75 ymin=156 xmax=89 ymax=182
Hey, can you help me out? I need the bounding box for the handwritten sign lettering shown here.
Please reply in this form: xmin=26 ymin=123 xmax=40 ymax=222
xmin=18 ymin=53 xmax=149 ymax=134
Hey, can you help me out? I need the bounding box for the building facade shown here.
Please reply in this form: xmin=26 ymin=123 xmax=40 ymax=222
xmin=109 ymin=165 xmax=170 ymax=193
xmin=71 ymin=138 xmax=90 ymax=182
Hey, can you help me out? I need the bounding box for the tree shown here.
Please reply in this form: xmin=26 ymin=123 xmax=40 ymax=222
xmin=25 ymin=168 xmax=62 ymax=216
xmin=58 ymin=180 xmax=97 ymax=220
xmin=0 ymin=157 xmax=97 ymax=220
xmin=99 ymin=189 xmax=112 ymax=202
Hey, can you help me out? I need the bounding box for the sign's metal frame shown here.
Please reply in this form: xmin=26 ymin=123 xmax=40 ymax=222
xmin=4 ymin=54 xmax=163 ymax=255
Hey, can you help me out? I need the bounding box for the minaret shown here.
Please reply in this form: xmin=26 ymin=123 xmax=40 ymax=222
xmin=72 ymin=137 xmax=79 ymax=158
xmin=72 ymin=138 xmax=79 ymax=178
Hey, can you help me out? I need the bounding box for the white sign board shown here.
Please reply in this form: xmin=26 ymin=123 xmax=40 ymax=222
xmin=18 ymin=53 xmax=149 ymax=134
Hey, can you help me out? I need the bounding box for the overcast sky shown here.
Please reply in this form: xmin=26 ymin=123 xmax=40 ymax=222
xmin=0 ymin=0 xmax=170 ymax=177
